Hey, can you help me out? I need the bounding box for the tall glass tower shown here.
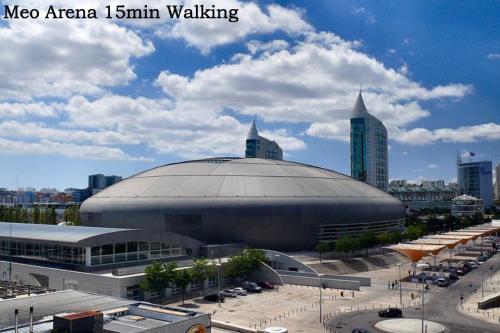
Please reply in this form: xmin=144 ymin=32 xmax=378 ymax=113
xmin=350 ymin=91 xmax=388 ymax=191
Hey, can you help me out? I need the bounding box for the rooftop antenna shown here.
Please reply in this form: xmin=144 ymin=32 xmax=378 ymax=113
xmin=359 ymin=82 xmax=363 ymax=94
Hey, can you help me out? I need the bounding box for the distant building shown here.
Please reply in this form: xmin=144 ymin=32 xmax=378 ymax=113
xmin=89 ymin=174 xmax=122 ymax=195
xmin=451 ymin=194 xmax=483 ymax=217
xmin=350 ymin=91 xmax=388 ymax=191
xmin=422 ymin=180 xmax=445 ymax=189
xmin=245 ymin=120 xmax=283 ymax=160
xmin=71 ymin=188 xmax=91 ymax=203
xmin=457 ymin=160 xmax=493 ymax=207
xmin=390 ymin=180 xmax=407 ymax=187
xmin=388 ymin=181 xmax=458 ymax=211
xmin=496 ymin=164 xmax=500 ymax=200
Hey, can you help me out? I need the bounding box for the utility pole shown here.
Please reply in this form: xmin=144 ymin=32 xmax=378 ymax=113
xmin=481 ymin=262 xmax=484 ymax=298
xmin=318 ymin=274 xmax=324 ymax=322
xmin=421 ymin=281 xmax=425 ymax=333
xmin=398 ymin=264 xmax=402 ymax=306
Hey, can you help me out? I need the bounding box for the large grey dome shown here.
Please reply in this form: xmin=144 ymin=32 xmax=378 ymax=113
xmin=81 ymin=158 xmax=405 ymax=250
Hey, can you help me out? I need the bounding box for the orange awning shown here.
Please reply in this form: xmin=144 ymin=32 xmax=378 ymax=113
xmin=387 ymin=244 xmax=447 ymax=262
xmin=411 ymin=238 xmax=462 ymax=249
xmin=427 ymin=235 xmax=473 ymax=245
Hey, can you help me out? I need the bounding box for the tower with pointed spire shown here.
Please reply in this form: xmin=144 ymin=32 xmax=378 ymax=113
xmin=350 ymin=90 xmax=388 ymax=190
xmin=245 ymin=119 xmax=283 ymax=160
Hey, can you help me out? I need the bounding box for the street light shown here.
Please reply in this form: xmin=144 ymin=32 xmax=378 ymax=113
xmin=397 ymin=263 xmax=402 ymax=306
xmin=481 ymin=262 xmax=484 ymax=298
xmin=318 ymin=273 xmax=324 ymax=322
xmin=216 ymin=262 xmax=221 ymax=308
xmin=421 ymin=280 xmax=425 ymax=333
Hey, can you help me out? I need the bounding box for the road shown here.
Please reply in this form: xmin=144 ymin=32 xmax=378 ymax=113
xmin=327 ymin=253 xmax=500 ymax=333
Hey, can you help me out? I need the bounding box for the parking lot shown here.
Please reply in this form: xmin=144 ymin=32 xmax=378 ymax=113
xmin=171 ymin=279 xmax=427 ymax=333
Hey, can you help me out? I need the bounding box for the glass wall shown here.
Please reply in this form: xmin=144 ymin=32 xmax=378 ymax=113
xmin=0 ymin=239 xmax=186 ymax=267
xmin=0 ymin=240 xmax=85 ymax=265
xmin=90 ymin=241 xmax=185 ymax=266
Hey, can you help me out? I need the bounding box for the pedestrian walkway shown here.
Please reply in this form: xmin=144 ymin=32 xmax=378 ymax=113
xmin=458 ymin=268 xmax=500 ymax=325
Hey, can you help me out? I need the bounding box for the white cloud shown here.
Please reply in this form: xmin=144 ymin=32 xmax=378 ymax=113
xmin=427 ymin=164 xmax=439 ymax=168
xmin=353 ymin=7 xmax=375 ymax=24
xmin=487 ymin=53 xmax=500 ymax=60
xmin=18 ymin=95 xmax=306 ymax=159
xmin=0 ymin=14 xmax=154 ymax=101
xmin=156 ymin=0 xmax=312 ymax=53
xmin=394 ymin=123 xmax=500 ymax=145
xmin=0 ymin=137 xmax=148 ymax=161
xmin=156 ymin=31 xmax=474 ymax=144
xmin=0 ymin=102 xmax=60 ymax=118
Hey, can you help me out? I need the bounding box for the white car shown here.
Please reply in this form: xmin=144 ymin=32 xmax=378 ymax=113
xmin=233 ymin=287 xmax=247 ymax=296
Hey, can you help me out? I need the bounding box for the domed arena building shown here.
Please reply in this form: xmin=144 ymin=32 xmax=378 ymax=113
xmin=80 ymin=158 xmax=405 ymax=251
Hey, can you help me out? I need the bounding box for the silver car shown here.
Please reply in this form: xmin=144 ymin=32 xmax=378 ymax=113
xmin=223 ymin=289 xmax=238 ymax=298
xmin=233 ymin=287 xmax=247 ymax=295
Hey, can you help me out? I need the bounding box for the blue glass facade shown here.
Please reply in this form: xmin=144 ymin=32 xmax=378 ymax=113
xmin=457 ymin=161 xmax=493 ymax=207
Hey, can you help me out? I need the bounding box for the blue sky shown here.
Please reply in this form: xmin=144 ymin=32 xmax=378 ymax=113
xmin=0 ymin=0 xmax=498 ymax=190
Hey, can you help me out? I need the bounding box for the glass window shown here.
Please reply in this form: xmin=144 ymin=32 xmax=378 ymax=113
xmin=139 ymin=242 xmax=149 ymax=252
xmin=127 ymin=242 xmax=138 ymax=253
xmin=114 ymin=243 xmax=126 ymax=254
xmin=91 ymin=246 xmax=101 ymax=256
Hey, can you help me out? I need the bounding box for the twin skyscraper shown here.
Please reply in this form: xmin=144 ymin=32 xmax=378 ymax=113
xmin=244 ymin=90 xmax=389 ymax=191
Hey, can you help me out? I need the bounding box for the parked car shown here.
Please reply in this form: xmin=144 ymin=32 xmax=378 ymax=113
xmin=223 ymin=289 xmax=238 ymax=298
xmin=204 ymin=293 xmax=225 ymax=302
xmin=257 ymin=281 xmax=274 ymax=289
xmin=378 ymin=308 xmax=402 ymax=318
xmin=449 ymin=272 xmax=459 ymax=280
xmin=352 ymin=329 xmax=372 ymax=333
xmin=242 ymin=281 xmax=262 ymax=293
xmin=437 ymin=277 xmax=449 ymax=287
xmin=478 ymin=255 xmax=488 ymax=263
xmin=233 ymin=287 xmax=247 ymax=296
xmin=467 ymin=261 xmax=479 ymax=269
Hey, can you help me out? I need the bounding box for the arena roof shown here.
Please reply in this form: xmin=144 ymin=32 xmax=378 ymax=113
xmin=89 ymin=157 xmax=395 ymax=200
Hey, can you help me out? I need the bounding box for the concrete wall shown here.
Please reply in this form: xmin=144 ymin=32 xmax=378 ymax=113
xmin=276 ymin=270 xmax=370 ymax=286
xmin=263 ymin=249 xmax=316 ymax=273
xmin=279 ymin=274 xmax=360 ymax=291
xmin=478 ymin=292 xmax=500 ymax=309
xmin=249 ymin=261 xmax=283 ymax=286
xmin=0 ymin=260 xmax=142 ymax=298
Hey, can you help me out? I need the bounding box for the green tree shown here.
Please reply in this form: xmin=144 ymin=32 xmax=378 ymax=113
xmin=335 ymin=236 xmax=354 ymax=257
xmin=140 ymin=262 xmax=170 ymax=303
xmin=47 ymin=207 xmax=57 ymax=225
xmin=32 ymin=205 xmax=40 ymax=224
xmin=224 ymin=248 xmax=266 ymax=279
xmin=191 ymin=258 xmax=215 ymax=296
xmin=315 ymin=242 xmax=330 ymax=262
xmin=173 ymin=268 xmax=193 ymax=304
xmin=359 ymin=231 xmax=377 ymax=255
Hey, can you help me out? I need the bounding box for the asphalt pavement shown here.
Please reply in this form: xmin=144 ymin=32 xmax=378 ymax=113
xmin=327 ymin=253 xmax=500 ymax=333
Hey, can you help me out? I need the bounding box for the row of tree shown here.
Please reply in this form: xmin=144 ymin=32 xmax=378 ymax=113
xmin=316 ymin=227 xmax=427 ymax=259
xmin=141 ymin=249 xmax=267 ymax=303
xmin=0 ymin=204 xmax=81 ymax=225
xmin=0 ymin=205 xmax=57 ymax=224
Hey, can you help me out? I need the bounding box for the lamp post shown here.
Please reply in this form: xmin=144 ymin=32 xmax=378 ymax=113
xmin=481 ymin=261 xmax=484 ymax=298
xmin=397 ymin=263 xmax=402 ymax=306
xmin=421 ymin=280 xmax=425 ymax=333
xmin=216 ymin=262 xmax=221 ymax=308
xmin=318 ymin=273 xmax=324 ymax=322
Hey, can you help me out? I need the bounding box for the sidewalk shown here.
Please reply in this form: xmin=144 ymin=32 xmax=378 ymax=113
xmin=458 ymin=269 xmax=500 ymax=325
